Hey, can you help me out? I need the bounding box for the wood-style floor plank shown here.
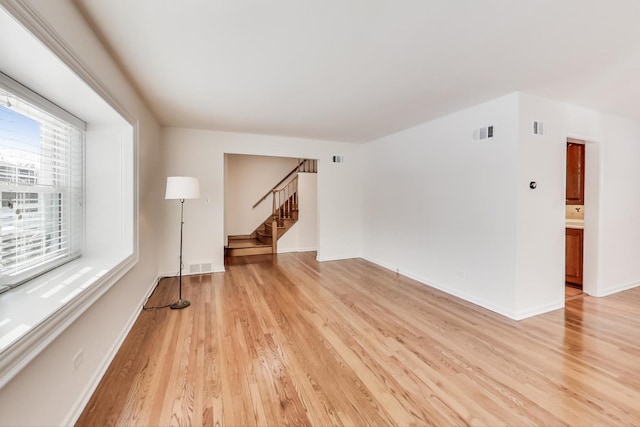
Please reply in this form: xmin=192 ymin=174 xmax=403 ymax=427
xmin=76 ymin=253 xmax=640 ymax=426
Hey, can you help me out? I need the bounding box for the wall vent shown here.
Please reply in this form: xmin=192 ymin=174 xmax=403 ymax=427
xmin=472 ymin=125 xmax=494 ymax=141
xmin=533 ymin=121 xmax=544 ymax=135
xmin=188 ymin=262 xmax=213 ymax=274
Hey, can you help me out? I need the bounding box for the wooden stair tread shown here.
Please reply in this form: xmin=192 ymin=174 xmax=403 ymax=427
xmin=225 ymin=237 xmax=273 ymax=257
xmin=228 ymin=234 xmax=253 ymax=241
xmin=257 ymin=229 xmax=283 ymax=236
xmin=225 ymin=238 xmax=270 ymax=249
xmin=225 ymin=246 xmax=273 ymax=257
xmin=226 ymin=185 xmax=300 ymax=258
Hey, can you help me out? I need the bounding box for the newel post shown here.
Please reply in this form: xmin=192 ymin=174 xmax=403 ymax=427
xmin=272 ymin=189 xmax=278 ymax=255
xmin=271 ymin=217 xmax=278 ymax=255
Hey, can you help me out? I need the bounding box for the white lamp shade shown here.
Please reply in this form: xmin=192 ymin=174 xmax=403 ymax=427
xmin=165 ymin=176 xmax=201 ymax=200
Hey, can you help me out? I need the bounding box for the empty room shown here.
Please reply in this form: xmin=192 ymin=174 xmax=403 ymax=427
xmin=1 ymin=0 xmax=640 ymax=425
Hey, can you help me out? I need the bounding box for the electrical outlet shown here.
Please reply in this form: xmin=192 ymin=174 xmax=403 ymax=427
xmin=73 ymin=348 xmax=84 ymax=371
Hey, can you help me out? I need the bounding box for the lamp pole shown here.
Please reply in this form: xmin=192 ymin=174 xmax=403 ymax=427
xmin=170 ymin=198 xmax=190 ymax=309
xmin=165 ymin=176 xmax=199 ymax=309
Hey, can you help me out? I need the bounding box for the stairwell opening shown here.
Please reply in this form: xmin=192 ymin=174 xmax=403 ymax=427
xmin=223 ymin=154 xmax=318 ymax=258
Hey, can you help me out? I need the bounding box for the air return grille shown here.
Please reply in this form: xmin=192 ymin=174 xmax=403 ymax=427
xmin=472 ymin=125 xmax=494 ymax=141
xmin=533 ymin=121 xmax=544 ymax=135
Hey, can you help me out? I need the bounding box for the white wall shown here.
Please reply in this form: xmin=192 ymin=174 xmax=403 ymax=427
xmin=598 ymin=114 xmax=640 ymax=293
xmin=516 ymin=93 xmax=640 ymax=301
xmin=515 ymin=94 xmax=604 ymax=315
xmin=275 ymin=172 xmax=318 ymax=253
xmin=362 ymin=93 xmax=521 ymax=317
xmin=295 ymin=172 xmax=318 ymax=251
xmin=160 ymin=128 xmax=362 ymax=274
xmin=362 ymin=91 xmax=640 ymax=319
xmin=84 ymin=126 xmax=134 ymax=256
xmin=0 ymin=1 xmax=163 ymax=425
xmin=515 ymin=95 xmax=564 ymax=316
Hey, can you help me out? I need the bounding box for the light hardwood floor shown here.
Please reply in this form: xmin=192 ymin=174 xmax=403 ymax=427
xmin=565 ymin=285 xmax=584 ymax=301
xmin=77 ymin=253 xmax=640 ymax=426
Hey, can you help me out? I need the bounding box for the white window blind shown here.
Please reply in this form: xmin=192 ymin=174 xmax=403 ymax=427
xmin=0 ymin=78 xmax=84 ymax=290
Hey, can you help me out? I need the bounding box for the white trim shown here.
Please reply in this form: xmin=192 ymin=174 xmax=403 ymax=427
xmin=296 ymin=247 xmax=318 ymax=252
xmin=133 ymin=121 xmax=140 ymax=264
xmin=276 ymin=247 xmax=318 ymax=254
xmin=276 ymin=248 xmax=299 ymax=254
xmin=512 ymin=301 xmax=565 ymax=320
xmin=592 ymin=279 xmax=640 ymax=298
xmin=0 ymin=71 xmax=86 ymax=129
xmin=316 ymin=253 xmax=360 ymax=262
xmin=63 ymin=275 xmax=160 ymax=426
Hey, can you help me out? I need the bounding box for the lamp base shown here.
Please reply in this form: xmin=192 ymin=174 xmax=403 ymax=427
xmin=169 ymin=299 xmax=191 ymax=310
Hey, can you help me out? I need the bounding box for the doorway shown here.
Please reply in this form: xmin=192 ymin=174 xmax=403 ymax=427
xmin=565 ymin=138 xmax=585 ymax=298
xmin=223 ymin=154 xmax=318 ymax=255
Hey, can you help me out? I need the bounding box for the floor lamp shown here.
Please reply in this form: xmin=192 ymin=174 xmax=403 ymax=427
xmin=165 ymin=176 xmax=201 ymax=309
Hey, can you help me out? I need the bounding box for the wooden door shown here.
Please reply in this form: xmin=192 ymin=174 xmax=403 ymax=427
xmin=566 ymin=141 xmax=585 ymax=205
xmin=565 ymin=228 xmax=583 ymax=288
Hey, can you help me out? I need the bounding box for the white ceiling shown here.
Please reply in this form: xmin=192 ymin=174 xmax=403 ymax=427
xmin=74 ymin=0 xmax=640 ymax=143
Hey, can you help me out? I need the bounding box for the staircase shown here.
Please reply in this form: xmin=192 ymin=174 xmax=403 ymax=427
xmin=225 ymin=159 xmax=316 ymax=258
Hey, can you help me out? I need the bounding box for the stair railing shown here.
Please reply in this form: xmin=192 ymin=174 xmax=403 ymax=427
xmin=272 ymin=175 xmax=298 ymax=223
xmin=253 ymin=159 xmax=316 ymax=209
xmin=270 ymin=175 xmax=298 ymax=254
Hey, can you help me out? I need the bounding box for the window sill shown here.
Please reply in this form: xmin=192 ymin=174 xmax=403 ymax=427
xmin=0 ymin=250 xmax=136 ymax=388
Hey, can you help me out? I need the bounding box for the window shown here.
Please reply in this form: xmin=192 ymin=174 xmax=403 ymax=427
xmin=0 ymin=80 xmax=84 ymax=292
xmin=0 ymin=7 xmax=137 ymax=389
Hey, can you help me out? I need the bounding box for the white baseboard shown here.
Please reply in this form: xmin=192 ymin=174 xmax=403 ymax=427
xmin=362 ymin=256 xmax=561 ymax=321
xmin=64 ymin=275 xmax=161 ymax=425
xmin=316 ymin=253 xmax=360 ymax=262
xmin=593 ymin=279 xmax=640 ymax=297
xmin=511 ymin=300 xmax=565 ymax=320
xmin=276 ymin=246 xmax=317 ymax=254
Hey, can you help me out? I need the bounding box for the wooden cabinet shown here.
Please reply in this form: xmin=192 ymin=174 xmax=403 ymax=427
xmin=566 ymin=141 xmax=585 ymax=205
xmin=565 ymin=228 xmax=583 ymax=287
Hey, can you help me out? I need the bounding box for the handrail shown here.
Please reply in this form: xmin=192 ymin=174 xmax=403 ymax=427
xmin=252 ymin=160 xmax=305 ymax=209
